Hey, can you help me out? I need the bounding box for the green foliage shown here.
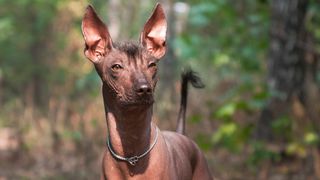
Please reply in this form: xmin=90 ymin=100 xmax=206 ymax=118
xmin=0 ymin=0 xmax=319 ymax=177
xmin=304 ymin=131 xmax=319 ymax=145
xmin=195 ymin=133 xmax=212 ymax=151
xmin=211 ymin=122 xmax=238 ymax=151
xmin=285 ymin=131 xmax=320 ymax=158
xmin=214 ymin=88 xmax=269 ymax=121
xmin=63 ymin=130 xmax=83 ymax=142
xmin=271 ymin=116 xmax=292 ymax=140
xmin=188 ymin=114 xmax=203 ymax=124
xmin=0 ymin=0 xmax=62 ymax=99
xmin=175 ymin=0 xmax=272 ymax=155
xmin=215 ymin=103 xmax=237 ymax=121
xmin=247 ymin=141 xmax=281 ymax=166
xmin=176 ymin=0 xmax=269 ymax=75
xmin=75 ymin=70 xmax=101 ymax=97
xmin=210 ymin=82 xmax=268 ymax=152
xmin=211 ymin=122 xmax=253 ymax=152
xmin=286 ymin=142 xmax=307 ymax=158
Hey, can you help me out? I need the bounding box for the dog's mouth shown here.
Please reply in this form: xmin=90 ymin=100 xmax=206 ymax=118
xmin=118 ymin=94 xmax=154 ymax=107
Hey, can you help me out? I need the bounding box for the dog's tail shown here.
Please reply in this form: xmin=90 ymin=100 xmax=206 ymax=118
xmin=176 ymin=69 xmax=204 ymax=135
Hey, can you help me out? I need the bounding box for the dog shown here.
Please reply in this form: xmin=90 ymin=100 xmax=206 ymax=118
xmin=81 ymin=3 xmax=213 ymax=180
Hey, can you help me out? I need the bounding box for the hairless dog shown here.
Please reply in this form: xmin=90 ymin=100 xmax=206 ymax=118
xmin=81 ymin=3 xmax=213 ymax=180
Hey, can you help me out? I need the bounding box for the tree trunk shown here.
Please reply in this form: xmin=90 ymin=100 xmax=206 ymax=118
xmin=157 ymin=0 xmax=179 ymax=123
xmin=159 ymin=0 xmax=177 ymax=86
xmin=0 ymin=72 xmax=2 ymax=107
xmin=255 ymin=0 xmax=309 ymax=140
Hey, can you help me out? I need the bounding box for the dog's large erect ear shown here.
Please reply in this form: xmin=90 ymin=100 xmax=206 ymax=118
xmin=81 ymin=5 xmax=112 ymax=63
xmin=140 ymin=3 xmax=167 ymax=59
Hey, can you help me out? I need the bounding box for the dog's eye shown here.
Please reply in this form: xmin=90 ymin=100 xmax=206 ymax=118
xmin=148 ymin=62 xmax=157 ymax=68
xmin=111 ymin=64 xmax=123 ymax=71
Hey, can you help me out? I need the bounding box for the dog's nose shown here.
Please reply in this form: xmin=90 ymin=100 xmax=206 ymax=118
xmin=135 ymin=83 xmax=152 ymax=95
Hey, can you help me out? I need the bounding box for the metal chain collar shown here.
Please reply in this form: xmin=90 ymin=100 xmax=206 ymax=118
xmin=107 ymin=126 xmax=159 ymax=166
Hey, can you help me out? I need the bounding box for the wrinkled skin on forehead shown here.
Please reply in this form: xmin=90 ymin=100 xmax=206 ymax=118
xmin=81 ymin=3 xmax=167 ymax=109
xmin=94 ymin=42 xmax=159 ymax=107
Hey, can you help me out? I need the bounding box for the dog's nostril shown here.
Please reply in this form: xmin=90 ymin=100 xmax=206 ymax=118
xmin=146 ymin=88 xmax=152 ymax=93
xmin=137 ymin=84 xmax=152 ymax=94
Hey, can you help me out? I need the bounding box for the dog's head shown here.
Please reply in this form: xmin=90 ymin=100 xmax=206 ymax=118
xmin=81 ymin=4 xmax=167 ymax=107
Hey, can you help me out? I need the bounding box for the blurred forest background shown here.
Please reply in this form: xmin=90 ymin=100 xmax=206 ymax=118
xmin=1 ymin=0 xmax=320 ymax=179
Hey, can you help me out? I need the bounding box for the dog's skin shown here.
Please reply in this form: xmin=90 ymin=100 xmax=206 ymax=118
xmin=81 ymin=3 xmax=213 ymax=180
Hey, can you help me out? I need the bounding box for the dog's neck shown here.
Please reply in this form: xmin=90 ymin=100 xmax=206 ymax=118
xmin=103 ymin=87 xmax=155 ymax=158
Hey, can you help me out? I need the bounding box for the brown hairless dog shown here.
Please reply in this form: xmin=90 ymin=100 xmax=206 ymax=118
xmin=81 ymin=3 xmax=213 ymax=180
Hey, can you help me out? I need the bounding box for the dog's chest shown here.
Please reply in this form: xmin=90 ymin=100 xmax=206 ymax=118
xmin=102 ymin=136 xmax=189 ymax=180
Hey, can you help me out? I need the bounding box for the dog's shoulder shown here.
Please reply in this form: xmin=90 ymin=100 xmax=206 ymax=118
xmin=162 ymin=131 xmax=213 ymax=180
xmin=162 ymin=131 xmax=196 ymax=147
xmin=162 ymin=131 xmax=200 ymax=161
